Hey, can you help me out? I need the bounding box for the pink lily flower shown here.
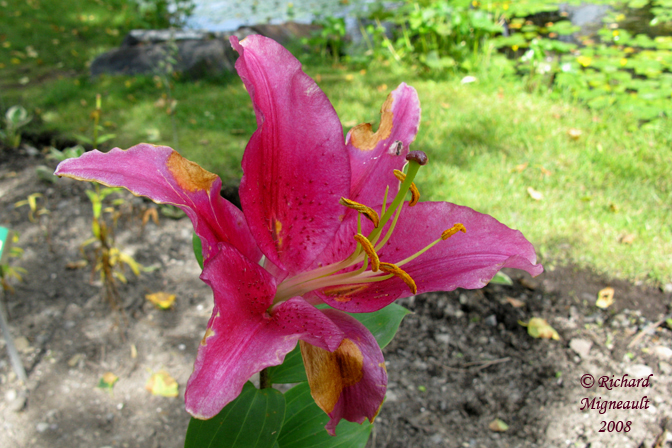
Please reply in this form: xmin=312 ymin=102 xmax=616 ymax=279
xmin=55 ymin=35 xmax=542 ymax=435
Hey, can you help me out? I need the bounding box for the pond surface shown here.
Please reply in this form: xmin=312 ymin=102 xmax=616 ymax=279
xmin=187 ymin=0 xmax=376 ymax=31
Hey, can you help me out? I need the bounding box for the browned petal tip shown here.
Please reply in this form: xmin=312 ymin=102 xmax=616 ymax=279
xmin=405 ymin=150 xmax=428 ymax=165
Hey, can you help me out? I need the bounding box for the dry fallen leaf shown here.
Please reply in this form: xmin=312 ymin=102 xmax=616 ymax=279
xmin=619 ymin=233 xmax=636 ymax=245
xmin=66 ymin=260 xmax=88 ymax=269
xmin=540 ymin=166 xmax=552 ymax=176
xmin=596 ymin=287 xmax=615 ymax=309
xmin=506 ymin=297 xmax=526 ymax=308
xmin=342 ymin=119 xmax=358 ymax=127
xmin=345 ymin=73 xmax=355 ymax=81
xmin=521 ymin=318 xmax=560 ymax=340
xmin=145 ymin=292 xmax=176 ymax=310
xmin=567 ymin=128 xmax=582 ymax=140
xmin=376 ymin=83 xmax=388 ymax=92
xmin=98 ymin=372 xmax=119 ymax=392
xmin=489 ymin=418 xmax=509 ymax=432
xmin=142 ymin=208 xmax=159 ymax=228
xmin=146 ymin=370 xmax=179 ymax=397
xmin=527 ymin=187 xmax=543 ymax=201
xmin=440 ymin=102 xmax=451 ymax=109
xmin=513 ymin=162 xmax=528 ymax=173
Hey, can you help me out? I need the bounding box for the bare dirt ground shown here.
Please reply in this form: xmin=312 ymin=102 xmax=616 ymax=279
xmin=1 ymin=148 xmax=671 ymax=448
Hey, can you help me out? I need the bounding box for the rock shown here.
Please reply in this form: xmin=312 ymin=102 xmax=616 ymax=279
xmin=663 ymin=283 xmax=672 ymax=294
xmin=91 ymin=22 xmax=321 ymax=79
xmin=14 ymin=336 xmax=30 ymax=353
xmin=63 ymin=303 xmax=82 ymax=320
xmin=413 ymin=359 xmax=428 ymax=370
xmin=569 ymin=338 xmax=593 ymax=359
xmin=580 ymin=292 xmax=595 ymax=302
xmin=5 ymin=388 xmax=26 ymax=412
xmin=36 ymin=422 xmax=49 ymax=433
xmin=434 ymin=334 xmax=450 ymax=344
xmin=651 ymin=346 xmax=672 ymax=361
xmin=121 ymin=29 xmax=210 ymax=46
xmin=659 ymin=361 xmax=671 ymax=375
xmin=246 ymin=22 xmax=321 ymax=46
xmin=484 ymin=315 xmax=498 ymax=327
xmin=91 ymin=38 xmax=237 ymax=79
xmin=627 ymin=363 xmax=653 ymax=378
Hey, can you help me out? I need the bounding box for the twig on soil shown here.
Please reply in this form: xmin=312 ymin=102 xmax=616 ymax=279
xmin=441 ymin=357 xmax=512 ymax=372
xmin=627 ymin=314 xmax=672 ymax=348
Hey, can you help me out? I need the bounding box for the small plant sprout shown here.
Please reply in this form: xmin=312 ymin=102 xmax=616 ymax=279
xmin=14 ymin=193 xmax=49 ymax=223
xmin=0 ymin=229 xmax=27 ymax=295
xmin=1 ymin=106 xmax=32 ymax=149
xmin=74 ymin=94 xmax=116 ymax=149
xmin=80 ymin=184 xmax=143 ymax=315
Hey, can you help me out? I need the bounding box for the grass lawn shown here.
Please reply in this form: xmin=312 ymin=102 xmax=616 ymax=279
xmin=2 ymin=0 xmax=671 ymax=285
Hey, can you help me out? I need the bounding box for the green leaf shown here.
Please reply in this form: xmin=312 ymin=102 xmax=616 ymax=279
xmin=489 ymin=271 xmax=513 ymax=285
xmin=266 ymin=304 xmax=410 ymax=384
xmin=349 ymin=303 xmax=411 ymax=349
xmin=193 ymin=232 xmax=203 ymax=270
xmin=184 ymin=382 xmax=285 ymax=448
xmin=277 ymin=382 xmax=371 ymax=448
xmin=266 ymin=344 xmax=307 ymax=384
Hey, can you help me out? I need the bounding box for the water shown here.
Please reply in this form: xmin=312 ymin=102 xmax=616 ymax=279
xmin=186 ymin=0 xmax=376 ymax=32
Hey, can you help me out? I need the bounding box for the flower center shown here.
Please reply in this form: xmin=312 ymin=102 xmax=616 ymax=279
xmin=272 ymin=151 xmax=465 ymax=304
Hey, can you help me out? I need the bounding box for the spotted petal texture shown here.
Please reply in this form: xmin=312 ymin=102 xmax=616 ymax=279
xmin=232 ymin=35 xmax=351 ymax=276
xmin=317 ymin=201 xmax=543 ymax=313
xmin=346 ymin=83 xmax=421 ymax=207
xmin=186 ymin=243 xmax=344 ymax=419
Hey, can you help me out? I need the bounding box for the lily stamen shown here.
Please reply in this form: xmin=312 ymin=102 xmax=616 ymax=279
xmin=378 ymin=262 xmax=417 ymax=294
xmin=393 ymin=169 xmax=420 ymax=206
xmin=442 ymin=223 xmax=466 ymax=240
xmin=339 ymin=198 xmax=380 ymax=228
xmin=396 ymin=223 xmax=466 ymax=268
xmin=354 ymin=233 xmax=380 ymax=272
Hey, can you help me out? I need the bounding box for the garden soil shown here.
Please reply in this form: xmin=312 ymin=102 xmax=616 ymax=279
xmin=1 ymin=149 xmax=671 ymax=448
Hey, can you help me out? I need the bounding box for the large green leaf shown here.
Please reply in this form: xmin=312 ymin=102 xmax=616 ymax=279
xmin=266 ymin=303 xmax=410 ymax=384
xmin=184 ymin=382 xmax=285 ymax=448
xmin=266 ymin=344 xmax=307 ymax=384
xmin=192 ymin=232 xmax=203 ymax=270
xmin=350 ymin=303 xmax=411 ymax=349
xmin=277 ymin=382 xmax=372 ymax=448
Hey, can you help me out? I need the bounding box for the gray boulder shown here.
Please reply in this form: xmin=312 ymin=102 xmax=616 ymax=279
xmin=90 ymin=22 xmax=320 ymax=79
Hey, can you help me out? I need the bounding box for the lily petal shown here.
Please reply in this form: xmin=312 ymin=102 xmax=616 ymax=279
xmin=186 ymin=243 xmax=344 ymax=419
xmin=300 ymin=309 xmax=386 ymax=436
xmin=346 ymin=83 xmax=421 ymax=206
xmin=54 ymin=144 xmax=260 ymax=263
xmin=232 ymin=35 xmax=351 ymax=275
xmin=319 ymin=201 xmax=543 ymax=312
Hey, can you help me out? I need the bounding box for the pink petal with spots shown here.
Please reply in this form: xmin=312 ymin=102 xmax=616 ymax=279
xmin=317 ymin=201 xmax=543 ymax=312
xmin=232 ymin=35 xmax=350 ymax=276
xmin=185 ymin=243 xmax=343 ymax=419
xmin=346 ymin=83 xmax=421 ymax=206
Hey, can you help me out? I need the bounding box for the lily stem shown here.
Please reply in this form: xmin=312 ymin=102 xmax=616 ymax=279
xmin=259 ymin=368 xmax=271 ymax=389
